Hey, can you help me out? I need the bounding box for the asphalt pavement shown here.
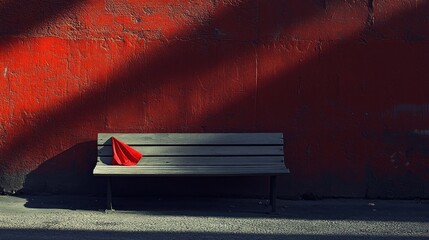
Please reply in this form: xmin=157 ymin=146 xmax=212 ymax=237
xmin=0 ymin=195 xmax=428 ymax=240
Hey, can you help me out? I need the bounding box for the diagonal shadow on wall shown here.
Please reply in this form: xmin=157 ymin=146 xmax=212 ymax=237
xmin=1 ymin=0 xmax=327 ymax=193
xmin=201 ymin=1 xmax=429 ymax=198
xmin=0 ymin=0 xmax=86 ymax=39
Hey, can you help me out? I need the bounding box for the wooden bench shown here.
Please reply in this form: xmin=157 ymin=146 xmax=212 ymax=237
xmin=93 ymin=133 xmax=290 ymax=212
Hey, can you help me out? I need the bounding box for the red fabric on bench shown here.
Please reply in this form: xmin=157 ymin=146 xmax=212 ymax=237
xmin=111 ymin=137 xmax=143 ymax=166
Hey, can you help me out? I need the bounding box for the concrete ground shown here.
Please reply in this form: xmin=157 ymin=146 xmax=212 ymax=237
xmin=0 ymin=195 xmax=428 ymax=240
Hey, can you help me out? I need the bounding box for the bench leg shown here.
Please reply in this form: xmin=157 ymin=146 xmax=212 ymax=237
xmin=270 ymin=176 xmax=277 ymax=213
xmin=107 ymin=177 xmax=113 ymax=210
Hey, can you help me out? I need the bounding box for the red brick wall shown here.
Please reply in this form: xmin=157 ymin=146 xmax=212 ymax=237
xmin=0 ymin=0 xmax=428 ymax=198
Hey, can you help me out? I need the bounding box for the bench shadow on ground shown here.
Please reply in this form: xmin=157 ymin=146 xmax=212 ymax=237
xmin=20 ymin=194 xmax=429 ymax=223
xmin=22 ymin=194 xmax=278 ymax=214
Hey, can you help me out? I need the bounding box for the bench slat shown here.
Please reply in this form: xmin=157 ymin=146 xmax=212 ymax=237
xmin=97 ymin=156 xmax=284 ymax=166
xmin=98 ymin=133 xmax=283 ymax=145
xmin=98 ymin=145 xmax=284 ymax=157
xmin=93 ymin=165 xmax=290 ymax=176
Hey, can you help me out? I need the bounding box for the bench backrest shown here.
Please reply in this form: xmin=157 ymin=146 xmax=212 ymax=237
xmin=96 ymin=133 xmax=288 ymax=176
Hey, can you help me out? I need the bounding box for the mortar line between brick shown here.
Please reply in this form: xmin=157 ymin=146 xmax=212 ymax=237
xmin=367 ymin=0 xmax=374 ymax=27
xmin=254 ymin=0 xmax=260 ymax=129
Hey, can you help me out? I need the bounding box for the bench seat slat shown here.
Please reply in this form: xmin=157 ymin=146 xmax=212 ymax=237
xmin=98 ymin=156 xmax=284 ymax=166
xmin=98 ymin=133 xmax=283 ymax=145
xmin=98 ymin=145 xmax=284 ymax=156
xmin=93 ymin=165 xmax=290 ymax=176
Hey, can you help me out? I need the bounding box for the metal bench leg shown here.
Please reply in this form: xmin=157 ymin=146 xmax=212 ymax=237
xmin=107 ymin=177 xmax=113 ymax=210
xmin=270 ymin=176 xmax=277 ymax=213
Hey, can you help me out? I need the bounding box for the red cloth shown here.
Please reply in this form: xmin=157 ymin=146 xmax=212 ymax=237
xmin=111 ymin=137 xmax=143 ymax=166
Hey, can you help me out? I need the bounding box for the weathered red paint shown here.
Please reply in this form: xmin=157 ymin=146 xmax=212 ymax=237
xmin=0 ymin=0 xmax=428 ymax=198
